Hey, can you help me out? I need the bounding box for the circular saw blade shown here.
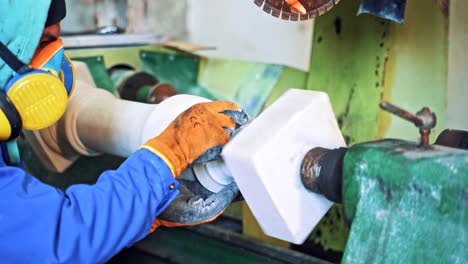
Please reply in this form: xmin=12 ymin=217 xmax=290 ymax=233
xmin=254 ymin=0 xmax=341 ymax=21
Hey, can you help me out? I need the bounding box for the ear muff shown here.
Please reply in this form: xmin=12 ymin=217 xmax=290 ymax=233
xmin=0 ymin=90 xmax=21 ymax=141
xmin=4 ymin=68 xmax=68 ymax=131
xmin=0 ymin=40 xmax=70 ymax=141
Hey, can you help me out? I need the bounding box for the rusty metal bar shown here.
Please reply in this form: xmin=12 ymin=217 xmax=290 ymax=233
xmin=379 ymin=101 xmax=424 ymax=127
xmin=380 ymin=101 xmax=436 ymax=147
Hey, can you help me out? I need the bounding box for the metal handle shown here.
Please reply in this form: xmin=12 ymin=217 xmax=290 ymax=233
xmin=380 ymin=101 xmax=437 ymax=147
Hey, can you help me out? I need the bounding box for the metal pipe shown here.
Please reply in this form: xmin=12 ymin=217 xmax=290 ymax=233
xmin=300 ymin=147 xmax=347 ymax=203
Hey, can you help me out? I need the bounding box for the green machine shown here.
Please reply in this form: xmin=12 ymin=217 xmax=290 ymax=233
xmin=301 ymin=102 xmax=468 ymax=263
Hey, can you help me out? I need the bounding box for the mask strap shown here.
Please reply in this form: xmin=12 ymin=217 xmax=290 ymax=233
xmin=1 ymin=140 xmax=21 ymax=166
xmin=0 ymin=41 xmax=31 ymax=75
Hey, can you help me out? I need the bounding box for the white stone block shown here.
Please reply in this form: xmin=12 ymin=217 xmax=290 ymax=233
xmin=222 ymin=89 xmax=346 ymax=244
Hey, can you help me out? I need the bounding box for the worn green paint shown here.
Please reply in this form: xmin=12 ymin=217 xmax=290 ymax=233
xmin=199 ymin=59 xmax=284 ymax=118
xmin=342 ymin=139 xmax=468 ymax=263
xmin=135 ymin=85 xmax=154 ymax=102
xmin=307 ymin=0 xmax=389 ymax=146
xmin=378 ymin=0 xmax=447 ymax=142
xmin=264 ymin=66 xmax=308 ymax=108
xmin=140 ymin=51 xmax=219 ymax=101
xmin=109 ymin=68 xmax=134 ymax=89
xmin=71 ymin=56 xmax=117 ymax=94
xmin=230 ymin=64 xmax=283 ymax=118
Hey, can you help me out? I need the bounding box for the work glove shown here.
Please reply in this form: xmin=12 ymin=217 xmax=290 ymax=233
xmin=141 ymin=101 xmax=247 ymax=177
xmin=149 ymin=169 xmax=241 ymax=233
xmin=143 ymin=101 xmax=248 ymax=233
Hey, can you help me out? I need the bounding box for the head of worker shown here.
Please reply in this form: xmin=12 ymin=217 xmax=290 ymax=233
xmin=0 ymin=0 xmax=74 ymax=142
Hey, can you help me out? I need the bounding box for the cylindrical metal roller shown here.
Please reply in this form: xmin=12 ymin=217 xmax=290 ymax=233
xmin=300 ymin=147 xmax=347 ymax=203
xmin=108 ymin=65 xmax=177 ymax=104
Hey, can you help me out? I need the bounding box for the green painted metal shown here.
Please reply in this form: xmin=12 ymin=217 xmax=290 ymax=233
xmin=140 ymin=51 xmax=219 ymax=101
xmin=378 ymin=0 xmax=447 ymax=142
xmin=199 ymin=59 xmax=284 ymax=118
xmin=231 ymin=64 xmax=283 ymax=118
xmin=136 ymin=85 xmax=154 ymax=103
xmin=264 ymin=66 xmax=308 ymax=108
xmin=343 ymin=139 xmax=468 ymax=263
xmin=306 ymin=0 xmax=389 ymax=146
xmin=109 ymin=68 xmax=134 ymax=89
xmin=71 ymin=56 xmax=117 ymax=95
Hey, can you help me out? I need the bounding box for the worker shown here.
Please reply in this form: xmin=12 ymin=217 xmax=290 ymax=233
xmin=0 ymin=0 xmax=244 ymax=262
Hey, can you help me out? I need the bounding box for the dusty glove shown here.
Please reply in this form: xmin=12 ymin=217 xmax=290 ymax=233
xmin=149 ymin=169 xmax=241 ymax=233
xmin=141 ymin=101 xmax=244 ymax=177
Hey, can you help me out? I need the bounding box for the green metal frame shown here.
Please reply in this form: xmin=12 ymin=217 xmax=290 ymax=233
xmin=343 ymin=140 xmax=468 ymax=263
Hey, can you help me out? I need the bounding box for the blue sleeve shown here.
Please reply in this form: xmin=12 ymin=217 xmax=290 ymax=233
xmin=0 ymin=149 xmax=179 ymax=264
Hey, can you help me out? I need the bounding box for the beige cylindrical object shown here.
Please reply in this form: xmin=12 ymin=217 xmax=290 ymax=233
xmin=63 ymin=81 xmax=154 ymax=157
xmin=33 ymin=61 xmax=234 ymax=192
xmin=64 ymin=80 xmax=209 ymax=158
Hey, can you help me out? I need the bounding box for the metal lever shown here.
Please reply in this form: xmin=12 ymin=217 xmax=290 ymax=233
xmin=380 ymin=101 xmax=437 ymax=147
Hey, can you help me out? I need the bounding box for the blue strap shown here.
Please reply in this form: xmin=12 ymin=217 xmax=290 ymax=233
xmin=5 ymin=140 xmax=20 ymax=166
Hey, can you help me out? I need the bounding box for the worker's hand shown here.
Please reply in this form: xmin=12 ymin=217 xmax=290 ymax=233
xmin=148 ymin=171 xmax=241 ymax=233
xmin=142 ymin=101 xmax=248 ymax=177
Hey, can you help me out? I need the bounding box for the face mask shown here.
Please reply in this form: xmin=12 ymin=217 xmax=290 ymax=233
xmin=0 ymin=38 xmax=75 ymax=141
xmin=30 ymin=38 xmax=75 ymax=95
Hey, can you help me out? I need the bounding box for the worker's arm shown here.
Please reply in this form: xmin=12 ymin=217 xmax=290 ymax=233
xmin=0 ymin=149 xmax=177 ymax=264
xmin=0 ymin=100 xmax=242 ymax=263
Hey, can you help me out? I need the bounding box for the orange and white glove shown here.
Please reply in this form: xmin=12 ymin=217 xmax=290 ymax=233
xmin=141 ymin=101 xmax=244 ymax=177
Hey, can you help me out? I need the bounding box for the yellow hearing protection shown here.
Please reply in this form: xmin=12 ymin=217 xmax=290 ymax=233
xmin=0 ymin=40 xmax=72 ymax=141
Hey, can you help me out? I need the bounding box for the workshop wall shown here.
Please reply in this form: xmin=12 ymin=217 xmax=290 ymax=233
xmin=447 ymin=0 xmax=468 ymax=131
xmin=61 ymin=0 xmax=188 ymax=39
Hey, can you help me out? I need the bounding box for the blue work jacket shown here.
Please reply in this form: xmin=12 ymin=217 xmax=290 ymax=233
xmin=0 ymin=144 xmax=179 ymax=263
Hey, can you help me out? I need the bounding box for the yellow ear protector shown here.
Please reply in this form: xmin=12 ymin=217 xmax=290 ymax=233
xmin=0 ymin=39 xmax=74 ymax=141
